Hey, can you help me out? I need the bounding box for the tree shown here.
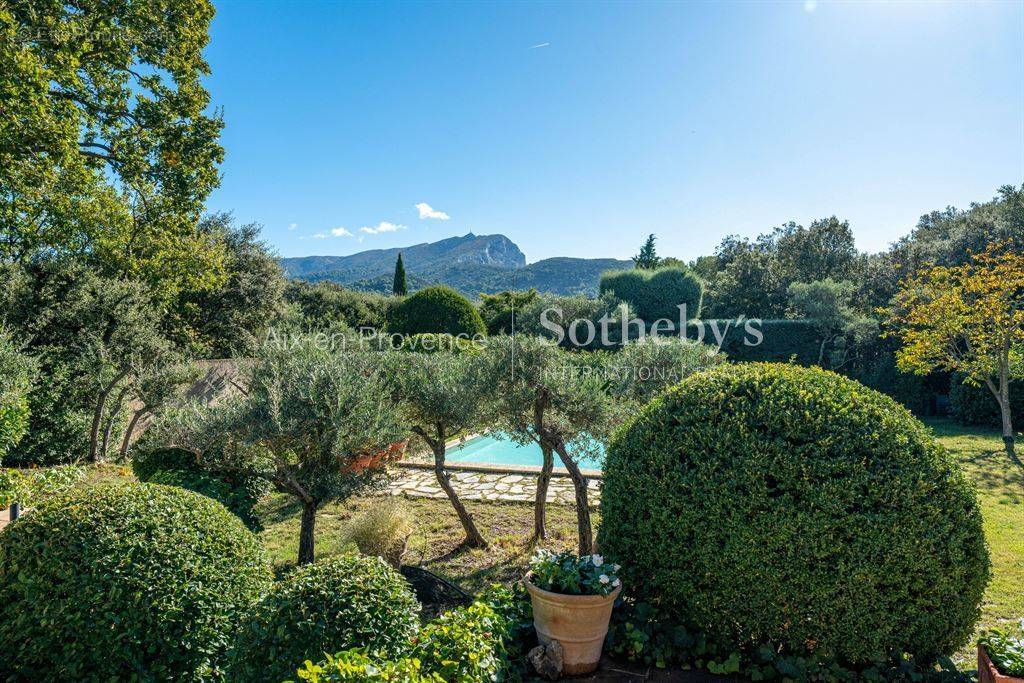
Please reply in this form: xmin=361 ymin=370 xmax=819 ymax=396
xmin=633 ymin=234 xmax=661 ymax=270
xmin=484 ymin=336 xmax=618 ymax=552
xmin=788 ymin=279 xmax=878 ymax=368
xmin=157 ymin=338 xmax=405 ymax=564
xmin=1 ymin=0 xmax=227 ymax=301
xmin=0 ymin=328 xmax=37 ymax=464
xmin=118 ymin=361 xmax=200 ymax=459
xmin=391 ymin=349 xmax=490 ymax=547
xmin=392 ymin=253 xmax=407 ymax=296
xmin=888 ymin=244 xmax=1024 ymax=460
xmin=175 ymin=213 xmax=288 ymax=357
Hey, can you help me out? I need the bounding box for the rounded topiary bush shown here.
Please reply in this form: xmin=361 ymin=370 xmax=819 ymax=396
xmin=600 ymin=363 xmax=989 ymax=666
xmin=0 ymin=480 xmax=271 ymax=681
xmin=229 ymin=555 xmax=420 ymax=682
xmin=388 ymin=285 xmax=486 ymax=338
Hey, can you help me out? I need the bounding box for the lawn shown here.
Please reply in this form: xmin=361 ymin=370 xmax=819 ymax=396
xmin=257 ymin=489 xmax=588 ymax=591
xmin=925 ymin=420 xmax=1024 ymax=656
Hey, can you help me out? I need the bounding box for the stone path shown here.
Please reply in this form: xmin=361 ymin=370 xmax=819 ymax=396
xmin=388 ymin=467 xmax=601 ymax=507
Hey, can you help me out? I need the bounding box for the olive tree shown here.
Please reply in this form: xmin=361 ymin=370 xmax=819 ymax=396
xmin=484 ymin=335 xmax=618 ymax=554
xmin=391 ymin=347 xmax=490 ymax=548
xmin=156 ymin=337 xmax=404 ymax=564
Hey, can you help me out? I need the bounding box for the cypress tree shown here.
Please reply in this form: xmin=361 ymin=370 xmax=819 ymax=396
xmin=392 ymin=253 xmax=408 ymax=296
xmin=633 ymin=234 xmax=661 ymax=270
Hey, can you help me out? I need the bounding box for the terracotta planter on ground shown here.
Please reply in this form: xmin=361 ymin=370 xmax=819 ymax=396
xmin=980 ymin=645 xmax=1024 ymax=683
xmin=525 ymin=578 xmax=621 ymax=676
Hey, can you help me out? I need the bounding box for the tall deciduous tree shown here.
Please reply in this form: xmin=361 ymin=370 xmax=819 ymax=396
xmin=157 ymin=338 xmax=405 ymax=564
xmin=888 ymin=244 xmax=1024 ymax=460
xmin=1 ymin=0 xmax=227 ymax=300
xmin=391 ymin=349 xmax=490 ymax=548
xmin=392 ymin=253 xmax=407 ymax=296
xmin=633 ymin=234 xmax=661 ymax=270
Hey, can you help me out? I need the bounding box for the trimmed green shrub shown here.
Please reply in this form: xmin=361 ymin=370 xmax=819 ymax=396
xmin=600 ymin=267 xmax=703 ymax=321
xmin=0 ymin=464 xmax=86 ymax=507
xmin=132 ymin=447 xmax=268 ymax=531
xmin=229 ymin=555 xmax=420 ymax=683
xmin=388 ymin=286 xmax=485 ymax=338
xmin=0 ymin=480 xmax=271 ymax=681
xmin=600 ymin=363 xmax=989 ymax=667
xmin=950 ymin=374 xmax=1024 ymax=427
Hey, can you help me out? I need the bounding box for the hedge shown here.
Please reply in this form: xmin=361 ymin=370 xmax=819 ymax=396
xmin=600 ymin=267 xmax=703 ymax=321
xmin=949 ymin=374 xmax=1024 ymax=428
xmin=229 ymin=555 xmax=420 ymax=683
xmin=600 ymin=363 xmax=989 ymax=667
xmin=387 ymin=286 xmax=486 ymax=338
xmin=0 ymin=481 xmax=271 ymax=681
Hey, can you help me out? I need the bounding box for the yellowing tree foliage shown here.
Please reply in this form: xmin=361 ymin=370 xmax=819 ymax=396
xmin=888 ymin=244 xmax=1024 ymax=459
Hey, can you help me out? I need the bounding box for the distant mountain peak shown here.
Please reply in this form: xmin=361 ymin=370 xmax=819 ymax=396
xmin=279 ymin=233 xmax=630 ymax=297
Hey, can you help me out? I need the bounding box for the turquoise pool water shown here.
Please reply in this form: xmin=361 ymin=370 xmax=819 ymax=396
xmin=446 ymin=432 xmax=604 ymax=471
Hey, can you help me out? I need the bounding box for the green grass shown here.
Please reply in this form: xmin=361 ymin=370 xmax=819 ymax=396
xmin=257 ymin=490 xmax=586 ymax=590
xmin=925 ymin=419 xmax=1024 ymax=664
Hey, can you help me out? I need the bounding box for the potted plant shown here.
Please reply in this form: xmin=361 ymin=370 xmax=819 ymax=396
xmin=524 ymin=549 xmax=622 ymax=675
xmin=979 ymin=623 xmax=1024 ymax=683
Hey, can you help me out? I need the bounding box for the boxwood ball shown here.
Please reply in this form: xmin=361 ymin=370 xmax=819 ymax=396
xmin=0 ymin=480 xmax=271 ymax=681
xmin=599 ymin=363 xmax=989 ymax=665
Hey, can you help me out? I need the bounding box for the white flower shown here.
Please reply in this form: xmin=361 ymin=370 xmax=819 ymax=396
xmin=599 ymin=574 xmax=610 ymax=584
xmin=613 ymin=578 xmax=621 ymax=587
xmin=613 ymin=564 xmax=621 ymax=572
xmin=591 ymin=554 xmax=604 ymax=567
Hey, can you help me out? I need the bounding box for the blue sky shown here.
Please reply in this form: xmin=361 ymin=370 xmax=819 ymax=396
xmin=204 ymin=1 xmax=1023 ymax=263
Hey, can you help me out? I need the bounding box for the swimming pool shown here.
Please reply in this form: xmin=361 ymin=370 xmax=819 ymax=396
xmin=446 ymin=432 xmax=605 ymax=471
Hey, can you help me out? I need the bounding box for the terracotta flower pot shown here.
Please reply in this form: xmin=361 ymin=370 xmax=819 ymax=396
xmin=345 ymin=440 xmax=409 ymax=474
xmin=980 ymin=645 xmax=1024 ymax=683
xmin=525 ymin=578 xmax=621 ymax=675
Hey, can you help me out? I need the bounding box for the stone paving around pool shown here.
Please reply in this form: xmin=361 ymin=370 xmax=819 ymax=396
xmin=388 ymin=467 xmax=601 ymax=506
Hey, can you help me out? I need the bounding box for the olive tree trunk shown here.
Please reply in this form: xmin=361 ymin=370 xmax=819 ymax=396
xmin=534 ymin=443 xmax=554 ymax=541
xmin=298 ymin=501 xmax=318 ymax=565
xmin=542 ymin=429 xmax=593 ymax=556
xmin=415 ymin=427 xmax=487 ymax=549
xmin=533 ymin=397 xmax=553 ymax=541
xmin=119 ymin=407 xmax=149 ymax=459
xmin=89 ymin=370 xmax=130 ymax=462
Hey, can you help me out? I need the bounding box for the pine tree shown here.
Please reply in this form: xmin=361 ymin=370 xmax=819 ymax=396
xmin=633 ymin=234 xmax=661 ymax=269
xmin=392 ymin=253 xmax=408 ymax=296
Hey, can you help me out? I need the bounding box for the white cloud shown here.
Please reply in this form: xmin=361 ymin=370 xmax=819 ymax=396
xmin=360 ymin=221 xmax=407 ymax=235
xmin=803 ymin=0 xmax=817 ymax=11
xmin=415 ymin=202 xmax=450 ymax=221
xmin=288 ymin=222 xmax=298 ymax=231
xmin=331 ymin=227 xmax=353 ymax=237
